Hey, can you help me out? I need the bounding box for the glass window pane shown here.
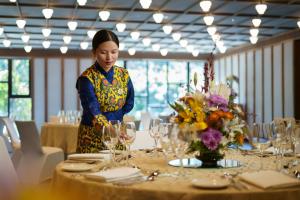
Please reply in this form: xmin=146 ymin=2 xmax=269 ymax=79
xmin=168 ymin=83 xmax=185 ymax=104
xmin=12 ymin=59 xmax=30 ymax=95
xmin=10 ymin=98 xmax=32 ymax=120
xmin=189 ymin=61 xmax=205 ymax=91
xmin=0 ymin=59 xmax=8 ymax=81
xmin=127 ymin=60 xmax=147 ymax=95
xmin=148 ymin=60 xmax=167 ymax=117
xmin=0 ymin=83 xmax=8 ymax=116
xmin=115 ymin=60 xmax=124 ymax=68
xmin=128 ymin=96 xmax=147 ymax=119
xmin=168 ymin=61 xmax=187 ymax=83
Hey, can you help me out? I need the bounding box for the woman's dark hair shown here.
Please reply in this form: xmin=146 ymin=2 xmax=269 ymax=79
xmin=92 ymin=29 xmax=119 ymax=51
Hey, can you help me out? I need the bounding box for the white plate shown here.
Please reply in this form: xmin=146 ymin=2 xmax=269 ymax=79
xmin=61 ymin=163 xmax=96 ymax=172
xmin=191 ymin=178 xmax=230 ymax=189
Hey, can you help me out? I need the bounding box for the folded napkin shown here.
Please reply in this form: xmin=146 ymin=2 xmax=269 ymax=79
xmin=84 ymin=167 xmax=144 ymax=183
xmin=239 ymin=170 xmax=300 ymax=189
xmin=68 ymin=153 xmax=110 ymax=161
xmin=264 ymin=147 xmax=293 ymax=156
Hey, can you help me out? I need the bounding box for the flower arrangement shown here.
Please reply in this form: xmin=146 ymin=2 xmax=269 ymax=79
xmin=170 ymin=74 xmax=247 ymax=166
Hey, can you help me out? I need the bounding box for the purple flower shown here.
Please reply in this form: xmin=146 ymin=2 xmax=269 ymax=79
xmin=200 ymin=128 xmax=223 ymax=151
xmin=208 ymin=94 xmax=228 ymax=111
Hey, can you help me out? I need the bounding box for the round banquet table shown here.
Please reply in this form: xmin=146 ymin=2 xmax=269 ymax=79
xmin=52 ymin=151 xmax=300 ymax=200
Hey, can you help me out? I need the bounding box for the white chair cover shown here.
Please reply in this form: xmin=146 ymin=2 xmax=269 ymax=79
xmin=139 ymin=112 xmax=151 ymax=131
xmin=0 ymin=117 xmax=21 ymax=150
xmin=14 ymin=120 xmax=64 ymax=184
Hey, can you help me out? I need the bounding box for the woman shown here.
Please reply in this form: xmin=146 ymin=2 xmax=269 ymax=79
xmin=76 ymin=29 xmax=134 ymax=153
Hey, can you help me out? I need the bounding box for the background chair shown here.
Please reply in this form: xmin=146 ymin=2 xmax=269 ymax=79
xmin=0 ymin=120 xmax=13 ymax=155
xmin=14 ymin=120 xmax=64 ymax=184
xmin=139 ymin=112 xmax=152 ymax=131
xmin=0 ymin=117 xmax=21 ymax=150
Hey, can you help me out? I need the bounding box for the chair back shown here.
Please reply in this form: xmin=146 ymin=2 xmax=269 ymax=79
xmin=15 ymin=121 xmax=43 ymax=155
xmin=139 ymin=112 xmax=151 ymax=131
xmin=0 ymin=136 xmax=18 ymax=191
xmin=0 ymin=117 xmax=20 ymax=149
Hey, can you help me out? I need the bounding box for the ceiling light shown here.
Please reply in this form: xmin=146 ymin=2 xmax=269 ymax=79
xmin=252 ymin=18 xmax=262 ymax=27
xmin=60 ymin=46 xmax=68 ymax=54
xmin=192 ymin=50 xmax=199 ymax=57
xmin=216 ymin=40 xmax=224 ymax=48
xmin=87 ymin=30 xmax=96 ymax=39
xmin=16 ymin=19 xmax=26 ymax=29
xmin=152 ymin=44 xmax=160 ymax=51
xmin=219 ymin=46 xmax=227 ymax=54
xmin=212 ymin=33 xmax=221 ymax=42
xmin=250 ymin=28 xmax=259 ymax=37
xmin=99 ymin=10 xmax=110 ymax=21
xmin=160 ymin=49 xmax=168 ymax=56
xmin=128 ymin=48 xmax=136 ymax=56
xmin=139 ymin=0 xmax=152 ymax=9
xmin=42 ymin=8 xmax=53 ymax=19
xmin=3 ymin=39 xmax=11 ymax=47
xmin=24 ymin=45 xmax=32 ymax=53
xmin=297 ymin=20 xmax=300 ymax=28
xmin=116 ymin=23 xmax=126 ymax=32
xmin=80 ymin=41 xmax=89 ymax=50
xmin=199 ymin=1 xmax=212 ymax=12
xmin=153 ymin=13 xmax=164 ymax=24
xmin=119 ymin=43 xmax=125 ymax=50
xmin=68 ymin=21 xmax=77 ymax=31
xmin=42 ymin=40 xmax=51 ymax=49
xmin=172 ymin=32 xmax=181 ymax=41
xmin=207 ymin=26 xmax=217 ymax=35
xmin=142 ymin=37 xmax=151 ymax=46
xmin=9 ymin=0 xmax=16 ymax=2
xmin=42 ymin=28 xmax=51 ymax=37
xmin=21 ymin=33 xmax=30 ymax=43
xmin=162 ymin=25 xmax=172 ymax=34
xmin=255 ymin=3 xmax=267 ymax=15
xmin=63 ymin=35 xmax=72 ymax=44
xmin=77 ymin=0 xmax=87 ymax=6
xmin=0 ymin=27 xmax=3 ymax=35
xmin=131 ymin=31 xmax=140 ymax=40
xmin=179 ymin=39 xmax=188 ymax=47
xmin=250 ymin=36 xmax=258 ymax=44
xmin=203 ymin=15 xmax=214 ymax=26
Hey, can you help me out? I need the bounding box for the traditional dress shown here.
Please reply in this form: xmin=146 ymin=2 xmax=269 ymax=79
xmin=76 ymin=62 xmax=134 ymax=153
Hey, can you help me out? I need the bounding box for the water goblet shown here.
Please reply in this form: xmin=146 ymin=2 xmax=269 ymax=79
xmin=118 ymin=121 xmax=136 ymax=166
xmin=149 ymin=118 xmax=162 ymax=156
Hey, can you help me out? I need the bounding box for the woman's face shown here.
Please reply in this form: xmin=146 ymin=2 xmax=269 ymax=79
xmin=94 ymin=41 xmax=119 ymax=71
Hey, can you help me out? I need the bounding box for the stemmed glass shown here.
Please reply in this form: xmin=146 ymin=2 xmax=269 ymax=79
xmin=102 ymin=120 xmax=120 ymax=166
xmin=118 ymin=122 xmax=136 ymax=166
xmin=149 ymin=118 xmax=162 ymax=156
xmin=158 ymin=123 xmax=174 ymax=163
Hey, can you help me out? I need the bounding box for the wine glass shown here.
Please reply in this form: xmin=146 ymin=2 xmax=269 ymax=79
xmin=102 ymin=120 xmax=120 ymax=166
xmin=118 ymin=122 xmax=136 ymax=166
xmin=149 ymin=118 xmax=162 ymax=156
xmin=158 ymin=123 xmax=174 ymax=163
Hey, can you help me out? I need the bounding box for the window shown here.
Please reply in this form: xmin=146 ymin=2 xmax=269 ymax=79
xmin=0 ymin=59 xmax=32 ymax=120
xmin=125 ymin=59 xmax=205 ymax=119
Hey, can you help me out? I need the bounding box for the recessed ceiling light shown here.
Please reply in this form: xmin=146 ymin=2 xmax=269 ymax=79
xmin=179 ymin=39 xmax=188 ymax=47
xmin=77 ymin=0 xmax=87 ymax=6
xmin=67 ymin=21 xmax=78 ymax=31
xmin=203 ymin=15 xmax=214 ymax=26
xmin=192 ymin=50 xmax=199 ymax=57
xmin=219 ymin=46 xmax=227 ymax=54
xmin=42 ymin=40 xmax=51 ymax=49
xmin=21 ymin=33 xmax=30 ymax=43
xmin=250 ymin=28 xmax=259 ymax=37
xmin=172 ymin=32 xmax=181 ymax=41
xmin=142 ymin=37 xmax=151 ymax=46
xmin=116 ymin=23 xmax=126 ymax=32
xmin=207 ymin=26 xmax=217 ymax=35
xmin=42 ymin=28 xmax=51 ymax=37
xmin=63 ymin=35 xmax=72 ymax=44
xmin=3 ymin=39 xmax=11 ymax=47
xmin=9 ymin=0 xmax=16 ymax=3
xmin=297 ymin=20 xmax=300 ymax=28
xmin=152 ymin=44 xmax=160 ymax=51
xmin=252 ymin=18 xmax=262 ymax=27
xmin=128 ymin=48 xmax=136 ymax=56
xmin=119 ymin=43 xmax=125 ymax=50
xmin=153 ymin=13 xmax=164 ymax=24
xmin=16 ymin=19 xmax=26 ymax=29
xmin=99 ymin=10 xmax=110 ymax=21
xmin=212 ymin=33 xmax=221 ymax=42
xmin=139 ymin=0 xmax=152 ymax=9
xmin=199 ymin=1 xmax=212 ymax=12
xmin=87 ymin=30 xmax=96 ymax=39
xmin=42 ymin=8 xmax=53 ymax=19
xmin=162 ymin=25 xmax=172 ymax=34
xmin=24 ymin=45 xmax=32 ymax=53
xmin=0 ymin=27 xmax=4 ymax=35
xmin=250 ymin=36 xmax=258 ymax=44
xmin=131 ymin=31 xmax=140 ymax=40
xmin=80 ymin=41 xmax=89 ymax=50
xmin=255 ymin=3 xmax=267 ymax=15
xmin=60 ymin=46 xmax=68 ymax=54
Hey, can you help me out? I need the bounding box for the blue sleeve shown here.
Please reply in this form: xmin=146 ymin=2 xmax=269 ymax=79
xmin=122 ymin=78 xmax=134 ymax=114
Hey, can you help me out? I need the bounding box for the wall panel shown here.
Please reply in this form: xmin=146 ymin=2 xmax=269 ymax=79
xmin=255 ymin=49 xmax=263 ymax=123
xmin=263 ymin=47 xmax=273 ymax=122
xmin=273 ymin=44 xmax=283 ymax=118
xmin=79 ymin=58 xmax=93 ymax=74
xmin=232 ymin=54 xmax=239 ymax=103
xmin=246 ymin=51 xmax=254 ymax=124
xmin=64 ymin=59 xmax=78 ymax=111
xmin=239 ymin=53 xmax=246 ymax=107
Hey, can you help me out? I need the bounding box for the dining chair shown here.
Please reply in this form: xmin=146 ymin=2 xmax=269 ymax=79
xmin=0 ymin=136 xmax=19 ymax=198
xmin=14 ymin=120 xmax=64 ymax=184
xmin=0 ymin=117 xmax=21 ymax=150
xmin=0 ymin=120 xmax=13 ymax=155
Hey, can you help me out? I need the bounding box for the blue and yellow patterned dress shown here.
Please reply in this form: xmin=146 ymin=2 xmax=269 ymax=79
xmin=76 ymin=62 xmax=134 ymax=153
